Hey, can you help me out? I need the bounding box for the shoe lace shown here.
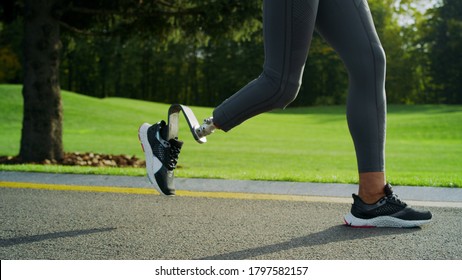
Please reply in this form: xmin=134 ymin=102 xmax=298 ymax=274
xmin=167 ymin=143 xmax=181 ymax=170
xmin=383 ymin=184 xmax=407 ymax=206
xmin=385 ymin=193 xmax=406 ymax=205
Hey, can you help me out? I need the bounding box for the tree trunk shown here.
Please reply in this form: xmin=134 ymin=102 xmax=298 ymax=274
xmin=20 ymin=0 xmax=63 ymax=162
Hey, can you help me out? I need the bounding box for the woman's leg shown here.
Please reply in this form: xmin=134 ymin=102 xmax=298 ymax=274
xmin=315 ymin=0 xmax=387 ymax=202
xmin=211 ymin=0 xmax=319 ymax=132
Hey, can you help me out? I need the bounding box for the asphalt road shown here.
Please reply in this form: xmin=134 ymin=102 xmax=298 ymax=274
xmin=1 ymin=171 xmax=462 ymax=260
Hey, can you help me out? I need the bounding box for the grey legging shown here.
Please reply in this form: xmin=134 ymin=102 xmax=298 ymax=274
xmin=212 ymin=0 xmax=386 ymax=173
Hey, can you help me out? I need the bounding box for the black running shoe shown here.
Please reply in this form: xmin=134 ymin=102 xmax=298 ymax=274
xmin=344 ymin=184 xmax=432 ymax=228
xmin=138 ymin=121 xmax=183 ymax=196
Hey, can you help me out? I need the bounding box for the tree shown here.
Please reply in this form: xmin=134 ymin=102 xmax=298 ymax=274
xmin=423 ymin=0 xmax=462 ymax=103
xmin=0 ymin=0 xmax=260 ymax=162
xmin=19 ymin=0 xmax=64 ymax=161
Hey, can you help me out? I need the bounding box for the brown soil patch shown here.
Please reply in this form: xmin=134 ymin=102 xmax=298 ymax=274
xmin=0 ymin=152 xmax=145 ymax=168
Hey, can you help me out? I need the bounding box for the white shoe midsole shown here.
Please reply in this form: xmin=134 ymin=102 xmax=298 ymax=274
xmin=138 ymin=123 xmax=162 ymax=185
xmin=344 ymin=212 xmax=431 ymax=228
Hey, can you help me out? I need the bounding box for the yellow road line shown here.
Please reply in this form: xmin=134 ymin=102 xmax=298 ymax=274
xmin=2 ymin=181 xmax=461 ymax=207
xmin=0 ymin=181 xmax=157 ymax=195
xmin=0 ymin=180 xmax=349 ymax=203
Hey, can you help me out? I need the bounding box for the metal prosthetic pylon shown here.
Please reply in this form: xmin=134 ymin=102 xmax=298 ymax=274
xmin=167 ymin=104 xmax=207 ymax=144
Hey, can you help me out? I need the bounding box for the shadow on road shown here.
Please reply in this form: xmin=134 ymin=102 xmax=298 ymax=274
xmin=200 ymin=225 xmax=420 ymax=259
xmin=0 ymin=227 xmax=117 ymax=247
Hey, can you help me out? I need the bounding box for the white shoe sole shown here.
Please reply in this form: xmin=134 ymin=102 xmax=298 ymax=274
xmin=138 ymin=123 xmax=165 ymax=195
xmin=344 ymin=212 xmax=432 ymax=228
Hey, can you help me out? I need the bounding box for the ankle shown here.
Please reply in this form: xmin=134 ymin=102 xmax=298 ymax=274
xmin=358 ymin=172 xmax=386 ymax=204
xmin=358 ymin=190 xmax=385 ymax=204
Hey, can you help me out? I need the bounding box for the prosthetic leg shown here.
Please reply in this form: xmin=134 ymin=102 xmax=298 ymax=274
xmin=138 ymin=104 xmax=207 ymax=195
xmin=167 ymin=104 xmax=207 ymax=144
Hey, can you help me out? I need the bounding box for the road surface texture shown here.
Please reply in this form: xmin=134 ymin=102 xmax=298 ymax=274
xmin=1 ymin=171 xmax=461 ymax=259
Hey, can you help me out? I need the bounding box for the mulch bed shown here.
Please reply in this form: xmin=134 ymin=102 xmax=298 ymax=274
xmin=0 ymin=152 xmax=146 ymax=168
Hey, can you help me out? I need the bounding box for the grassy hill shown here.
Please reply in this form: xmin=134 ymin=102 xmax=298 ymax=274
xmin=1 ymin=84 xmax=461 ymax=187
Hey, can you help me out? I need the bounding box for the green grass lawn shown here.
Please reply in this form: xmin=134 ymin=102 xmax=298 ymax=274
xmin=1 ymin=84 xmax=461 ymax=187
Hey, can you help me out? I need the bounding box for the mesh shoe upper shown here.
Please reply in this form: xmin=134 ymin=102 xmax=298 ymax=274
xmin=147 ymin=121 xmax=183 ymax=171
xmin=350 ymin=184 xmax=432 ymax=221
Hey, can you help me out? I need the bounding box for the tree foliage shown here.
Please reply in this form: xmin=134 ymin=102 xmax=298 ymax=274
xmin=2 ymin=0 xmax=460 ymax=108
xmin=57 ymin=0 xmax=431 ymax=107
xmin=422 ymin=0 xmax=462 ymax=103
